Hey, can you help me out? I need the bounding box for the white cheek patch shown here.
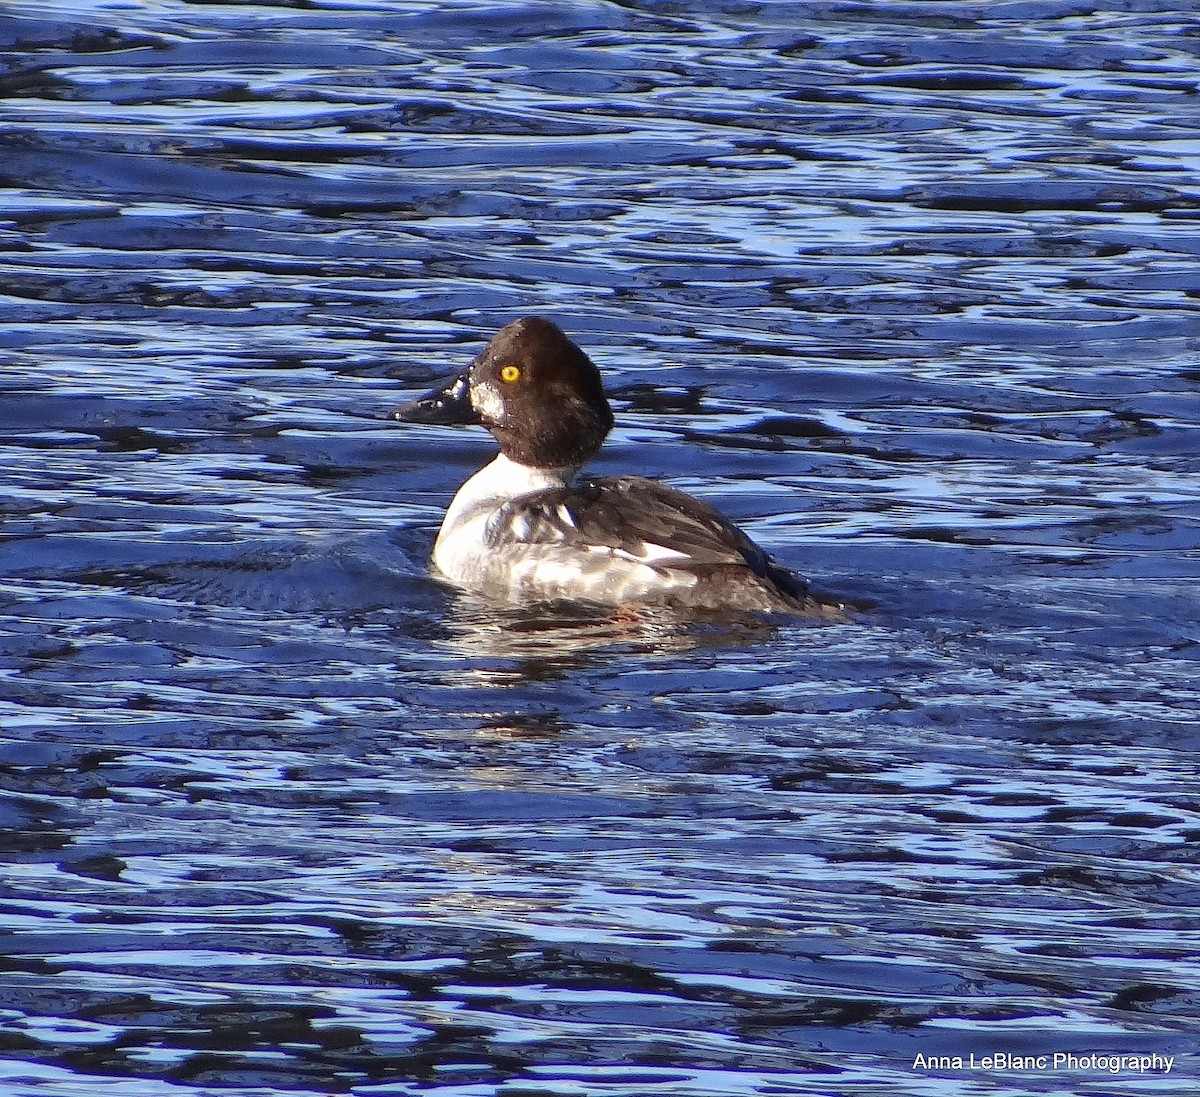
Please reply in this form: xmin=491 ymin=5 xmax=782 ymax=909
xmin=471 ymin=381 xmax=506 ymax=424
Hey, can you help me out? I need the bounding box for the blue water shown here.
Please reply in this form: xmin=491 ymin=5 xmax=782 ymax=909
xmin=1 ymin=1 xmax=1199 ymax=1095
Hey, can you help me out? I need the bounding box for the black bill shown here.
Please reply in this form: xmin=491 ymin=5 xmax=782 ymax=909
xmin=391 ymin=372 xmax=479 ymax=425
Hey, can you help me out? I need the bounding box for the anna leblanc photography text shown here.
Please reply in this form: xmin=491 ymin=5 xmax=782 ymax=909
xmin=912 ymin=1052 xmax=1176 ymax=1075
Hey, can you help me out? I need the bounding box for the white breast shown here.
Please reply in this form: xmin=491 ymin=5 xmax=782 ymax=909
xmin=432 ymin=454 xmax=577 ymax=588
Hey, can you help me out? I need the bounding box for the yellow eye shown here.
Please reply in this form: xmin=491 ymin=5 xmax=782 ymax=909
xmin=499 ymin=364 xmax=521 ymax=383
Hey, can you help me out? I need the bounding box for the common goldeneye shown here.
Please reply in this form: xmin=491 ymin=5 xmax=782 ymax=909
xmin=393 ymin=317 xmax=842 ymax=617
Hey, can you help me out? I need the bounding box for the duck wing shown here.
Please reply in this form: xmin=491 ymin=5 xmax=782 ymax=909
xmin=484 ymin=475 xmax=814 ymax=602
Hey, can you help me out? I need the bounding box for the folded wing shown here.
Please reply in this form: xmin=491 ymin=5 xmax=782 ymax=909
xmin=484 ymin=476 xmax=815 ymax=605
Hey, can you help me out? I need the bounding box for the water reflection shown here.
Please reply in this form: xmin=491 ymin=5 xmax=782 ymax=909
xmin=1 ymin=1 xmax=1198 ymax=1096
xmin=434 ymin=590 xmax=806 ymax=668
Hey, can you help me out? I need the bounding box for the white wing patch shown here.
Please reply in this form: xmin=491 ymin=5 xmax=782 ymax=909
xmin=611 ymin=542 xmax=691 ymax=565
xmin=507 ymin=512 xmax=533 ymax=540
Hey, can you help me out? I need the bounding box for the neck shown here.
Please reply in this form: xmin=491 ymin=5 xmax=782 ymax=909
xmin=442 ymin=453 xmax=578 ymax=531
xmin=483 ymin=452 xmax=579 ymax=495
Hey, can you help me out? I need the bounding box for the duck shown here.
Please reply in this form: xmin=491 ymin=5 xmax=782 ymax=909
xmin=392 ymin=316 xmax=842 ymax=617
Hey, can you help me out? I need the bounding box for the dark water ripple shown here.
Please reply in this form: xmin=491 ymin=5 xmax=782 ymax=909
xmin=2 ymin=1 xmax=1200 ymax=1095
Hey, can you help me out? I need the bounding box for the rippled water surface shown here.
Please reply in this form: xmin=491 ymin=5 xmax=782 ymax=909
xmin=2 ymin=1 xmax=1199 ymax=1095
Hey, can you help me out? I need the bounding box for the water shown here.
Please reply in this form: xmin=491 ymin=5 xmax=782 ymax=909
xmin=2 ymin=1 xmax=1199 ymax=1095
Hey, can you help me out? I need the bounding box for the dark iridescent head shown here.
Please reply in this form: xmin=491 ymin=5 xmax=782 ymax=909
xmin=394 ymin=317 xmax=614 ymax=468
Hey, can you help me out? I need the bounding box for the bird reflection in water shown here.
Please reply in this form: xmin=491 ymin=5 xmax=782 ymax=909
xmin=434 ymin=589 xmax=798 ymax=671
